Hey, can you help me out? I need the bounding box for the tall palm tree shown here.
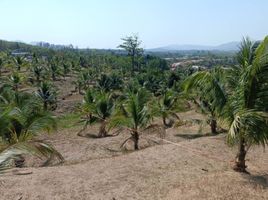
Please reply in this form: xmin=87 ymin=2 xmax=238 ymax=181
xmin=80 ymin=89 xmax=115 ymax=137
xmin=110 ymin=88 xmax=153 ymax=150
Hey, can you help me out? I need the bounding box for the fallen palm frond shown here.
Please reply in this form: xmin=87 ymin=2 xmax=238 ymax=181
xmin=0 ymin=140 xmax=64 ymax=172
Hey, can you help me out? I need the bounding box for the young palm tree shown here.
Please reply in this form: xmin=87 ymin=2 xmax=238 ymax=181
xmin=110 ymin=88 xmax=153 ymax=150
xmin=223 ymin=37 xmax=268 ymax=172
xmin=50 ymin=62 xmax=58 ymax=81
xmin=9 ymin=72 xmax=22 ymax=93
xmin=80 ymin=89 xmax=115 ymax=138
xmin=183 ymin=67 xmax=227 ymax=134
xmin=13 ymin=56 xmax=24 ymax=71
xmin=97 ymin=74 xmax=112 ymax=92
xmin=184 ymin=37 xmax=268 ymax=172
xmin=62 ymin=62 xmax=70 ymax=80
xmin=155 ymin=90 xmax=180 ymax=128
xmin=32 ymin=65 xmax=44 ymax=84
xmin=48 ymin=57 xmax=62 ymax=81
xmin=0 ymin=91 xmax=63 ymax=169
xmin=72 ymin=70 xmax=92 ymax=94
xmin=36 ymin=82 xmax=57 ymax=111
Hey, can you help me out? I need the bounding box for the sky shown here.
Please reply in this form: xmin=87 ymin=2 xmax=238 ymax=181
xmin=0 ymin=0 xmax=267 ymax=49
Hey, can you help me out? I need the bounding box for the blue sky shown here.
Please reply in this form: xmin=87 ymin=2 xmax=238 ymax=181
xmin=0 ymin=0 xmax=267 ymax=48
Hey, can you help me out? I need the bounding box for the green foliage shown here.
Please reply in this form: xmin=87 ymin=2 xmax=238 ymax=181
xmin=224 ymin=36 xmax=268 ymax=146
xmin=153 ymin=89 xmax=180 ymax=127
xmin=80 ymin=89 xmax=115 ymax=137
xmin=36 ymin=82 xmax=57 ymax=111
xmin=109 ymin=88 xmax=153 ymax=149
xmin=118 ymin=34 xmax=144 ymax=72
xmin=183 ymin=36 xmax=268 ymax=172
xmin=97 ymin=73 xmax=123 ymax=92
xmin=0 ymin=85 xmax=62 ymax=170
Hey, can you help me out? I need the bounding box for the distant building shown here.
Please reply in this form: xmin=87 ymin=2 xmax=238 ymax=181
xmin=11 ymin=50 xmax=30 ymax=56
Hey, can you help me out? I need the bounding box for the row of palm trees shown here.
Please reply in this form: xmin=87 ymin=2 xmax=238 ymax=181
xmin=0 ymin=53 xmax=64 ymax=169
xmin=79 ymin=87 xmax=179 ymax=150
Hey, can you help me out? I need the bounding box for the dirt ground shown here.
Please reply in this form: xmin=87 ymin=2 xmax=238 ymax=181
xmin=0 ymin=110 xmax=267 ymax=200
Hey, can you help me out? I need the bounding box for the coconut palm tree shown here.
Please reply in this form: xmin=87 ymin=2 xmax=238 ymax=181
xmin=36 ymin=82 xmax=57 ymax=111
xmin=184 ymin=37 xmax=268 ymax=172
xmin=80 ymin=89 xmax=115 ymax=137
xmin=30 ymin=55 xmax=44 ymax=84
xmin=13 ymin=56 xmax=24 ymax=71
xmin=0 ymin=91 xmax=63 ymax=169
xmin=62 ymin=62 xmax=71 ymax=80
xmin=183 ymin=67 xmax=227 ymax=134
xmin=8 ymin=72 xmax=22 ymax=93
xmin=48 ymin=57 xmax=62 ymax=81
xmin=223 ymin=37 xmax=268 ymax=172
xmin=32 ymin=65 xmax=44 ymax=84
xmin=72 ymin=70 xmax=92 ymax=94
xmin=110 ymin=88 xmax=153 ymax=150
xmin=155 ymin=90 xmax=180 ymax=128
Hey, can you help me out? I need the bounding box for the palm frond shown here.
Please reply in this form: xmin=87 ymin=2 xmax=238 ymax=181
xmin=227 ymin=110 xmax=268 ymax=146
xmin=0 ymin=141 xmax=64 ymax=172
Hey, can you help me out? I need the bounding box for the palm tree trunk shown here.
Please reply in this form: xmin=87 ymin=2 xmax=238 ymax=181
xmin=44 ymin=101 xmax=48 ymax=111
xmin=98 ymin=121 xmax=107 ymax=138
xmin=234 ymin=137 xmax=247 ymax=172
xmin=78 ymin=86 xmax=83 ymax=95
xmin=37 ymin=75 xmax=40 ymax=84
xmin=210 ymin=118 xmax=217 ymax=134
xmin=131 ymin=56 xmax=135 ymax=74
xmin=15 ymin=155 xmax=25 ymax=168
xmin=132 ymin=130 xmax=139 ymax=150
xmin=52 ymin=74 xmax=56 ymax=81
xmin=163 ymin=116 xmax=173 ymax=128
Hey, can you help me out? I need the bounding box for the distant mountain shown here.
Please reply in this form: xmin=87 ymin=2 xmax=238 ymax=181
xmin=148 ymin=42 xmax=240 ymax=52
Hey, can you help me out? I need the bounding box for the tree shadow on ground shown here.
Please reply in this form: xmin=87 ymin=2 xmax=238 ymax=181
xmin=245 ymin=174 xmax=268 ymax=188
xmin=78 ymin=133 xmax=116 ymax=139
xmin=174 ymin=133 xmax=212 ymax=139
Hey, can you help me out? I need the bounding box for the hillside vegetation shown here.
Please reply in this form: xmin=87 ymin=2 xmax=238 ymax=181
xmin=0 ymin=35 xmax=267 ymax=200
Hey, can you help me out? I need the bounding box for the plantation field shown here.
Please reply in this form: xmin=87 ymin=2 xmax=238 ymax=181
xmin=1 ymin=35 xmax=268 ymax=200
xmin=0 ymin=110 xmax=267 ymax=200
